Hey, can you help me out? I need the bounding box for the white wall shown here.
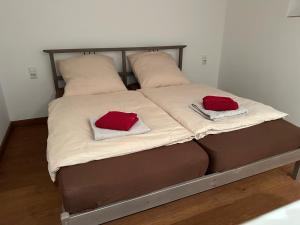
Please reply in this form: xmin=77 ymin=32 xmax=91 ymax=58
xmin=0 ymin=0 xmax=227 ymax=121
xmin=219 ymin=0 xmax=300 ymax=125
xmin=0 ymin=81 xmax=10 ymax=144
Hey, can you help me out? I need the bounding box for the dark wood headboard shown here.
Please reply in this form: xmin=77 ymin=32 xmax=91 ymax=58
xmin=43 ymin=45 xmax=187 ymax=98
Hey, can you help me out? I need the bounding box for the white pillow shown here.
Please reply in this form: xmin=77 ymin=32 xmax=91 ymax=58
xmin=58 ymin=55 xmax=127 ymax=96
xmin=128 ymin=52 xmax=190 ymax=88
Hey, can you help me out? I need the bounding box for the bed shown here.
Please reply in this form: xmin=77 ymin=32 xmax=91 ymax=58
xmin=47 ymin=91 xmax=209 ymax=214
xmin=44 ymin=45 xmax=300 ymax=225
xmin=44 ymin=46 xmax=211 ymax=224
xmin=140 ymin=84 xmax=300 ymax=173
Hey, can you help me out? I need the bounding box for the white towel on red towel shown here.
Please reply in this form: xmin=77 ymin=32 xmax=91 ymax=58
xmin=90 ymin=117 xmax=151 ymax=140
xmin=190 ymin=102 xmax=248 ymax=121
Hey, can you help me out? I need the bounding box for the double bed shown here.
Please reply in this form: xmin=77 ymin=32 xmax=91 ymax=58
xmin=44 ymin=45 xmax=300 ymax=225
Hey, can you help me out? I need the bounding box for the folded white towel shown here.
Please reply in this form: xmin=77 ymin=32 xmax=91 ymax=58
xmin=190 ymin=102 xmax=248 ymax=121
xmin=90 ymin=117 xmax=151 ymax=141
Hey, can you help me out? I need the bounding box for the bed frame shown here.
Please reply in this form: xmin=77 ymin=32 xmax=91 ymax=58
xmin=43 ymin=45 xmax=300 ymax=225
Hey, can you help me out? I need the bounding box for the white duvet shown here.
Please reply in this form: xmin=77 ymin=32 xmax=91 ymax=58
xmin=140 ymin=84 xmax=287 ymax=139
xmin=47 ymin=91 xmax=193 ymax=181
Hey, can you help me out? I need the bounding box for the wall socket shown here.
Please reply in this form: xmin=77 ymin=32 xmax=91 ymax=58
xmin=201 ymin=55 xmax=208 ymax=65
xmin=28 ymin=67 xmax=38 ymax=79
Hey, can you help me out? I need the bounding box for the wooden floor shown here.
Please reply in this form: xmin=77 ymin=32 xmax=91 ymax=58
xmin=1 ymin=124 xmax=300 ymax=225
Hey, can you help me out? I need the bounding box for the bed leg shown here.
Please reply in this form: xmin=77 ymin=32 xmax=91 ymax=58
xmin=292 ymin=161 xmax=300 ymax=180
xmin=61 ymin=211 xmax=70 ymax=225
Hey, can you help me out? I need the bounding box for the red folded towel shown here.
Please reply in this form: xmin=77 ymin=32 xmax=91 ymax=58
xmin=95 ymin=111 xmax=139 ymax=131
xmin=203 ymin=96 xmax=239 ymax=111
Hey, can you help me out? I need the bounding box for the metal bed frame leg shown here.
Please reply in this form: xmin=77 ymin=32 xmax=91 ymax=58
xmin=292 ymin=161 xmax=300 ymax=180
xmin=61 ymin=211 xmax=70 ymax=225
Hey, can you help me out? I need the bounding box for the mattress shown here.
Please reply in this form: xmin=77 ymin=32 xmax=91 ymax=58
xmin=198 ymin=119 xmax=300 ymax=173
xmin=140 ymin=84 xmax=286 ymax=139
xmin=47 ymin=91 xmax=193 ymax=181
xmin=57 ymin=141 xmax=209 ymax=214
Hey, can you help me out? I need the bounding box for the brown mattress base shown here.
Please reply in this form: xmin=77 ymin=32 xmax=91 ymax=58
xmin=197 ymin=119 xmax=300 ymax=173
xmin=57 ymin=141 xmax=209 ymax=214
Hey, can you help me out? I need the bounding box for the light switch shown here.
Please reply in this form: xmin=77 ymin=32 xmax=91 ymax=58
xmin=28 ymin=67 xmax=38 ymax=79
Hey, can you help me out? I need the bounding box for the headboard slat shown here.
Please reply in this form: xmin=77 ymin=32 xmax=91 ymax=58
xmin=121 ymin=51 xmax=127 ymax=84
xmin=49 ymin=53 xmax=60 ymax=96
